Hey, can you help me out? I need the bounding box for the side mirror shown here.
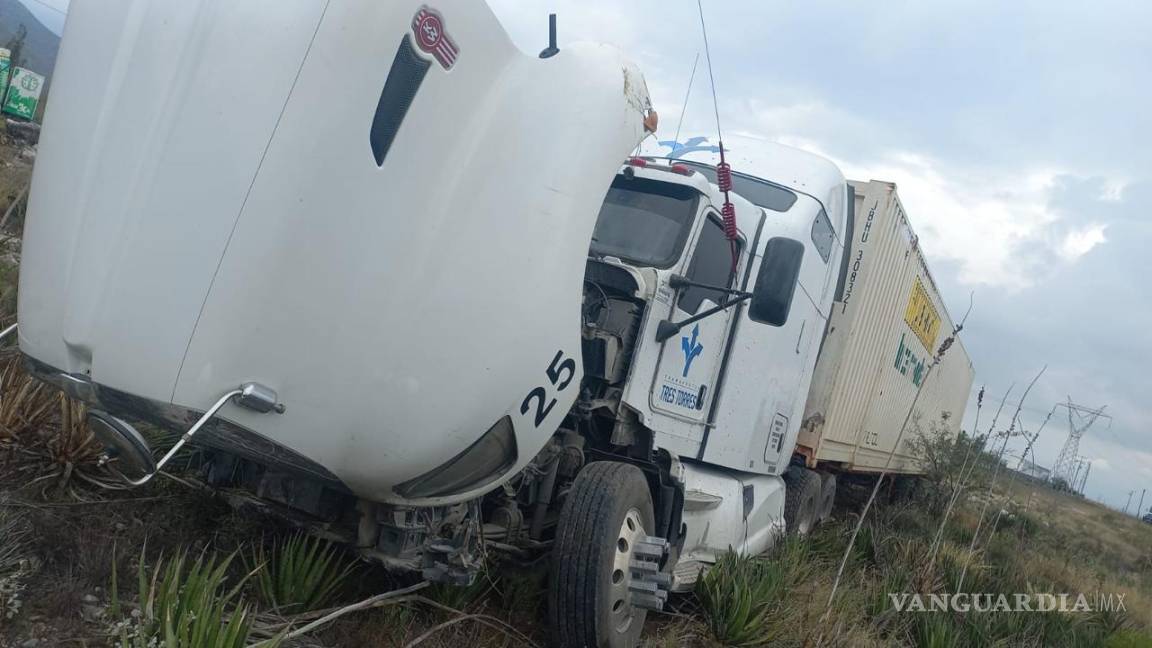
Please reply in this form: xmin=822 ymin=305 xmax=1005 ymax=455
xmin=749 ymin=237 xmax=804 ymax=326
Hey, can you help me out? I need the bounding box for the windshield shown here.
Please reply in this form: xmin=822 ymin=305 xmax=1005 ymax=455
xmin=676 ymin=161 xmax=798 ymax=212
xmin=590 ymin=176 xmax=699 ymax=268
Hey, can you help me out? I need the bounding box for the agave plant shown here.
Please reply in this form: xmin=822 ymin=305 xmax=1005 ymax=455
xmin=112 ymin=548 xmax=278 ymax=648
xmin=695 ymin=550 xmax=789 ymax=646
xmin=248 ymin=533 xmax=355 ymax=614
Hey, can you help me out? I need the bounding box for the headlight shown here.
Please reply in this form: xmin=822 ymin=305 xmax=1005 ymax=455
xmin=394 ymin=415 xmax=518 ymax=499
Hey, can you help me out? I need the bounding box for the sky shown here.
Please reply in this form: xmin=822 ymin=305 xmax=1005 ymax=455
xmin=19 ymin=1 xmax=1152 ymax=512
xmin=485 ymin=0 xmax=1152 ymax=511
xmin=15 ymin=0 xmax=64 ymax=34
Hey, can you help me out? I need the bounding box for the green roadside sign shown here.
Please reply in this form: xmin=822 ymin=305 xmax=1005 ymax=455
xmin=0 ymin=49 xmax=10 ymax=102
xmin=3 ymin=67 xmax=45 ymax=121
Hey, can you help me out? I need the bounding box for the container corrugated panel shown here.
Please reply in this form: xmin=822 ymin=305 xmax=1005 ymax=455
xmin=798 ymin=180 xmax=974 ymax=474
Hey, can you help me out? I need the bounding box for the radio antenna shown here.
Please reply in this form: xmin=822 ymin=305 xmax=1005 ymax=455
xmin=673 ymin=52 xmax=700 ymax=145
xmin=696 ymin=0 xmax=740 ymax=272
xmin=697 ymin=0 xmax=724 ymax=146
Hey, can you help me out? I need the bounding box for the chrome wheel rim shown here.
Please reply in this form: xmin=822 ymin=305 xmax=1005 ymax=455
xmin=609 ymin=507 xmax=646 ymax=635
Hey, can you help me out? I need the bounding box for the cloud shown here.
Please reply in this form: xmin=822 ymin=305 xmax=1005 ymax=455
xmin=841 ymin=153 xmax=1058 ymax=289
xmin=1058 ymin=225 xmax=1107 ymax=261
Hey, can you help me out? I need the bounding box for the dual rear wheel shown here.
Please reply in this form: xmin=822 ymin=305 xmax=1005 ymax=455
xmin=783 ymin=466 xmax=837 ymax=535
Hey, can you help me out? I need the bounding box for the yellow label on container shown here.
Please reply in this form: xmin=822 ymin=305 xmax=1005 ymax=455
xmin=904 ymin=278 xmax=941 ymax=351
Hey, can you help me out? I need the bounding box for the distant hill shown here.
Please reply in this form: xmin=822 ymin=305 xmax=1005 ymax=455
xmin=0 ymin=0 xmax=60 ymax=80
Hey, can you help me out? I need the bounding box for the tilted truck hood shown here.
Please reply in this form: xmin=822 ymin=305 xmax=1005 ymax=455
xmin=18 ymin=0 xmax=652 ymax=503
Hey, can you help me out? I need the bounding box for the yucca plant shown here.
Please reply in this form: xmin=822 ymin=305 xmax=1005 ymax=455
xmin=0 ymin=356 xmax=102 ymax=487
xmin=48 ymin=392 xmax=101 ymax=467
xmin=0 ymin=355 xmax=56 ymax=441
xmin=695 ymin=550 xmax=789 ymax=646
xmin=112 ymin=548 xmax=277 ymax=648
xmin=248 ymin=533 xmax=355 ymax=614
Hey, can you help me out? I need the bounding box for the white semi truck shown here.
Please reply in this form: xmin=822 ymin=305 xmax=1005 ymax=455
xmin=16 ymin=2 xmax=971 ymax=646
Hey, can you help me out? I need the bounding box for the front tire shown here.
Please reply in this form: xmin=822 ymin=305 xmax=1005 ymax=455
xmin=549 ymin=461 xmax=655 ymax=648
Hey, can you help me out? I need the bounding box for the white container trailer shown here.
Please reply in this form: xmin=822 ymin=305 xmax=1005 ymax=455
xmin=797 ymin=179 xmax=975 ymax=475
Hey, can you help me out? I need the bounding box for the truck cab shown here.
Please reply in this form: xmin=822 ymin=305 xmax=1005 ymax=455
xmin=16 ymin=2 xmax=853 ymax=646
xmin=574 ymin=154 xmax=848 ymax=590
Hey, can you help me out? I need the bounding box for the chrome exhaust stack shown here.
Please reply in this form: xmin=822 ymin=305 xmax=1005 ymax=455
xmin=89 ymin=382 xmax=285 ymax=486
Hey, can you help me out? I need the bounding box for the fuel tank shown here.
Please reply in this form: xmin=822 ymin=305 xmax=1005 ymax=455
xmin=18 ymin=0 xmax=652 ymax=504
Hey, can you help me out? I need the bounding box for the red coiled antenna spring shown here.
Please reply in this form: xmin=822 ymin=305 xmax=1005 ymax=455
xmin=716 ymin=159 xmax=738 ymax=240
xmin=698 ymin=0 xmax=739 ymax=274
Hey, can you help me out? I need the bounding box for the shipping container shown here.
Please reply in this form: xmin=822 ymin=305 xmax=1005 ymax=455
xmin=797 ymin=179 xmax=974 ymax=474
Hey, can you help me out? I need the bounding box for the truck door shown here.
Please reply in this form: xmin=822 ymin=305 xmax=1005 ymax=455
xmin=649 ymin=214 xmax=744 ymax=426
xmin=698 ymin=201 xmax=841 ymax=474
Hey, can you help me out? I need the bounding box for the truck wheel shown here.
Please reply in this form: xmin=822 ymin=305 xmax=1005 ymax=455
xmin=817 ymin=472 xmax=836 ymax=521
xmin=782 ymin=467 xmax=821 ymax=535
xmin=549 ymin=461 xmax=655 ymax=648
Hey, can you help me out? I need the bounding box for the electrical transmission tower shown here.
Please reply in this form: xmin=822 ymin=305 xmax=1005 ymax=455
xmin=1075 ymin=458 xmax=1092 ymax=494
xmin=1052 ymin=398 xmax=1110 ymax=487
xmin=1069 ymin=456 xmax=1088 ymax=493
